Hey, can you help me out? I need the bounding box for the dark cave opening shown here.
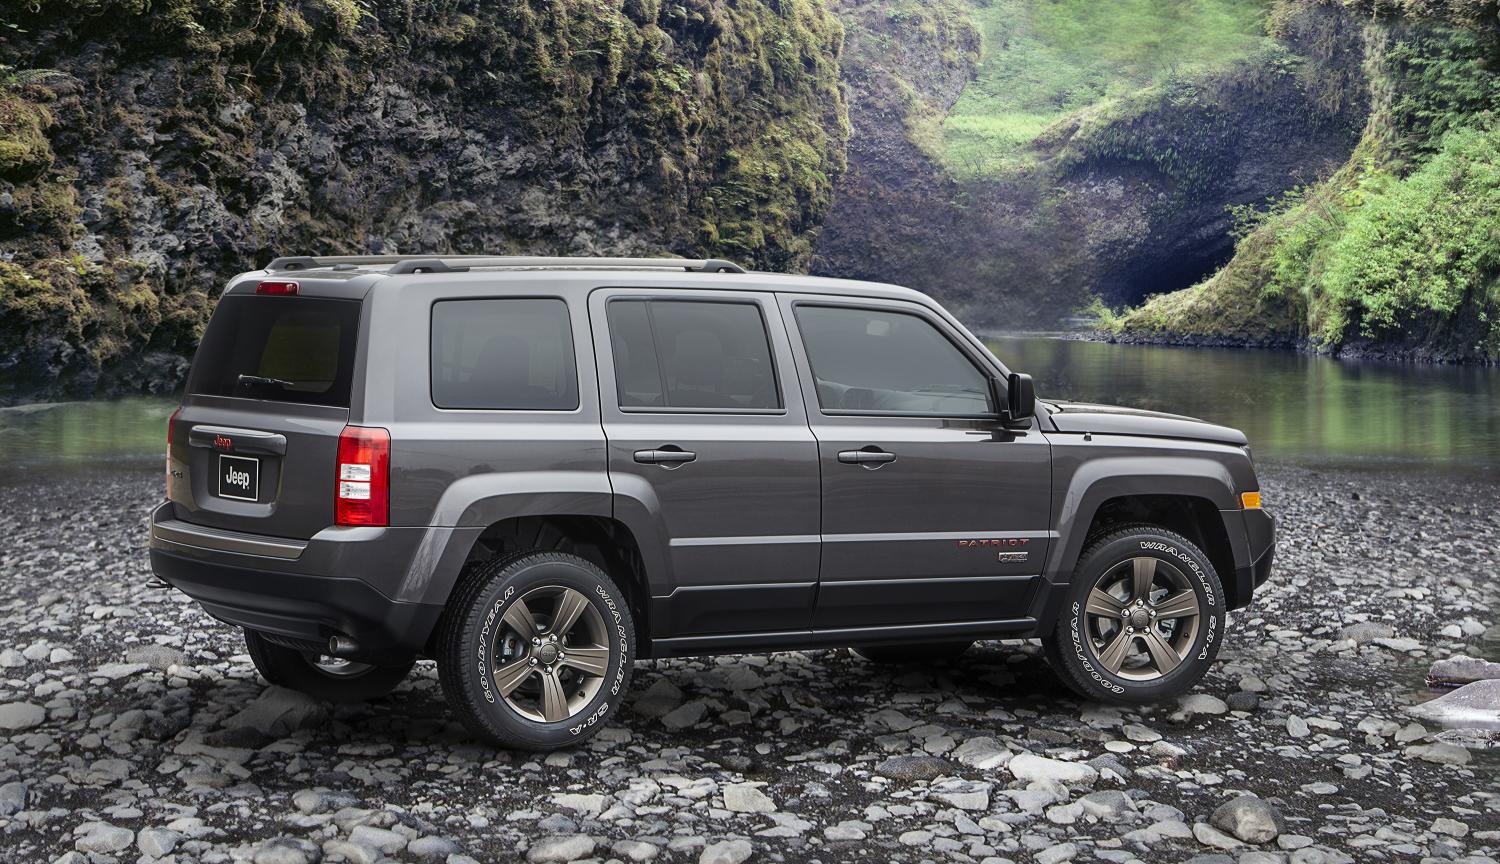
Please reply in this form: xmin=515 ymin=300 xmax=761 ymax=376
xmin=1094 ymin=230 xmax=1239 ymax=309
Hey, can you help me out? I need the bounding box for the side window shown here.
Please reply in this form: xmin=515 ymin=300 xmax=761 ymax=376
xmin=606 ymin=299 xmax=781 ymax=411
xmin=795 ymin=305 xmax=993 ymax=416
xmin=430 ymin=298 xmax=579 ymax=410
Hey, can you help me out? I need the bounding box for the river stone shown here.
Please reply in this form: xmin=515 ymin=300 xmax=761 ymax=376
xmin=125 ymin=644 xmax=189 ymax=670
xmin=1193 ymin=822 xmax=1243 ymax=849
xmin=74 ymin=822 xmax=134 ymax=854
xmin=225 ymin=686 xmax=328 ymax=736
xmin=1428 ymin=655 xmax=1500 ymax=686
xmin=1211 ymin=795 xmax=1280 ymax=843
xmin=407 ymin=836 xmax=460 ymax=861
xmin=1179 ymin=694 xmax=1230 ymax=716
xmin=137 ymin=827 xmax=181 ymax=859
xmin=611 ymin=839 xmax=659 ymax=862
xmin=0 ymin=782 xmax=26 ymax=816
xmin=1338 ymin=622 xmax=1394 ymax=644
xmin=929 ymin=779 xmax=991 ymax=811
xmin=876 ymin=755 xmax=953 ymax=781
xmin=1080 ymin=790 xmax=1138 ymax=822
xmin=1405 ymin=741 xmax=1471 ymax=765
xmin=700 ymin=839 xmax=752 ymax=864
xmin=723 ymin=782 xmax=776 ymax=813
xmin=1008 ymin=752 xmax=1098 ymax=786
xmin=0 ymin=702 xmax=45 ymax=730
xmin=631 ymin=678 xmax=683 ymax=719
xmin=527 ymin=834 xmax=596 ymax=863
xmin=252 ymin=837 xmax=317 ymax=864
xmin=951 ymin=735 xmax=1010 ymax=769
xmin=1406 ymin=680 xmax=1500 ymax=729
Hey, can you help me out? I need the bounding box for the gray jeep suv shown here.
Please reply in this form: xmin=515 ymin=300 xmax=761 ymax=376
xmin=149 ymin=255 xmax=1274 ymax=750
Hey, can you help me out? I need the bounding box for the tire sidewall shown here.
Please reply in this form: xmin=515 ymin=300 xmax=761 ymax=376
xmin=1061 ymin=530 xmax=1225 ymax=701
xmin=457 ymin=554 xmax=634 ymax=746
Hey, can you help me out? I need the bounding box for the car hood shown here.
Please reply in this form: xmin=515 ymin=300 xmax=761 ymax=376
xmin=1044 ymin=401 xmax=1248 ymax=447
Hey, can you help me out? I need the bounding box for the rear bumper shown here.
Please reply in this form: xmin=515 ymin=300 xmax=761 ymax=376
xmin=148 ymin=502 xmax=453 ymax=663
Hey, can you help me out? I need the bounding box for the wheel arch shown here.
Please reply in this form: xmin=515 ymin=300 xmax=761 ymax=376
xmin=1046 ymin=456 xmax=1248 ymax=603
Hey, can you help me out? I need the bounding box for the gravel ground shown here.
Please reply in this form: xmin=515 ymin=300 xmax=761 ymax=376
xmin=0 ymin=463 xmax=1497 ymax=864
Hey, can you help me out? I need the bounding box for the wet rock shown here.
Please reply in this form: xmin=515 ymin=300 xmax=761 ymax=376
xmin=527 ymin=834 xmax=596 ymax=863
xmin=661 ymin=700 xmax=707 ymax=730
xmin=875 ymin=754 xmax=953 ymax=781
xmin=74 ymin=822 xmax=134 ymax=854
xmin=252 ymin=837 xmax=318 ymax=864
xmin=1406 ymin=679 xmax=1500 ymax=729
xmin=1226 ymin=692 xmax=1259 ymax=712
xmin=1404 ymin=741 xmax=1471 ymax=765
xmin=125 ymin=643 xmax=189 ymax=670
xmin=723 ymin=782 xmax=776 ymax=813
xmin=1338 ymin=622 xmax=1394 ymax=644
xmin=136 ymin=827 xmax=181 ymax=859
xmin=631 ymin=678 xmax=683 ymax=718
xmin=0 ymin=701 xmax=45 ymax=730
xmin=951 ymin=735 xmax=1010 ymax=769
xmin=1211 ymin=795 xmax=1280 ymax=844
xmin=929 ymin=778 xmax=991 ymax=811
xmin=0 ymin=781 xmax=26 ymax=816
xmin=407 ymin=836 xmax=460 ymax=860
xmin=1194 ymin=821 xmax=1243 ymax=850
xmin=1428 ymin=654 xmax=1500 ymax=686
xmin=612 ymin=839 xmax=660 ymax=862
xmin=1008 ymin=752 xmax=1098 ymax=786
xmin=225 ymin=686 xmax=329 ymax=737
xmin=700 ymin=839 xmax=752 ymax=864
xmin=1179 ymin=694 xmax=1230 ymax=716
xmin=1079 ymin=790 xmax=1138 ymax=822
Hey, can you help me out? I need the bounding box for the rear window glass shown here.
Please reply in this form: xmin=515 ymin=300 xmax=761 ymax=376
xmin=188 ymin=296 xmax=361 ymax=407
xmin=430 ymin=298 xmax=579 ymax=410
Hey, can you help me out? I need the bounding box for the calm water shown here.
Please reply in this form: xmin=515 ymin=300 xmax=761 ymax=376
xmin=1 ymin=337 xmax=1497 ymax=482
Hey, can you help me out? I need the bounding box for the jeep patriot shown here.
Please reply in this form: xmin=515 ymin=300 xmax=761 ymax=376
xmin=149 ymin=255 xmax=1275 ymax=750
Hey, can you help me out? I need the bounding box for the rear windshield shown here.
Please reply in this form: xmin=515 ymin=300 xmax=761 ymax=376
xmin=188 ymin=296 xmax=361 ymax=407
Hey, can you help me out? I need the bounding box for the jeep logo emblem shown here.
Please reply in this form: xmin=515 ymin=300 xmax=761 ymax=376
xmin=213 ymin=435 xmax=233 ymax=451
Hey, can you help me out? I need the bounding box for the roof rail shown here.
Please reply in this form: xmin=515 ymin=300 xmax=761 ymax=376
xmin=264 ymin=255 xmax=747 ymax=275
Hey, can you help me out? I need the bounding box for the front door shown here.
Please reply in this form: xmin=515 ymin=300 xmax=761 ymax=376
xmin=779 ymin=296 xmax=1054 ymax=630
xmin=591 ymin=289 xmax=821 ymax=637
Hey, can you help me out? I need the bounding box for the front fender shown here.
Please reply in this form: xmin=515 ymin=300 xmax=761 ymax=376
xmin=1045 ymin=450 xmax=1240 ymax=582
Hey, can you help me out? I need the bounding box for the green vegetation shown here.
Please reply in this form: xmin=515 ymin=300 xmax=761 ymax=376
xmin=941 ymin=0 xmax=1272 ymax=177
xmin=1114 ymin=10 xmax=1500 ymax=361
xmin=0 ymin=0 xmax=847 ymax=399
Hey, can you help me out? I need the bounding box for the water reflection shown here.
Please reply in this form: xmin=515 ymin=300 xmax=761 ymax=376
xmin=989 ymin=336 xmax=1500 ymax=471
xmin=0 ymin=339 xmax=1497 ymax=483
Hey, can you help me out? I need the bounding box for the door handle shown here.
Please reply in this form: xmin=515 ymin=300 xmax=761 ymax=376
xmin=837 ymin=448 xmax=896 ymax=466
xmin=634 ymin=448 xmax=697 ymax=466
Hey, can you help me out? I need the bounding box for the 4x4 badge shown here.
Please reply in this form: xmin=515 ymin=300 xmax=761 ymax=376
xmin=997 ymin=551 xmax=1030 ymax=563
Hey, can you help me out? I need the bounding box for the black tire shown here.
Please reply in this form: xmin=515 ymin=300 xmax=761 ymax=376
xmin=850 ymin=641 xmax=973 ymax=664
xmin=1043 ymin=525 xmax=1226 ymax=704
xmin=243 ymin=629 xmax=414 ymax=703
xmin=435 ymin=550 xmax=636 ymax=751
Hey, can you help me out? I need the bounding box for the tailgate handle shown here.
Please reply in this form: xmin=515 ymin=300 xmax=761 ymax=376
xmin=188 ymin=425 xmax=288 ymax=456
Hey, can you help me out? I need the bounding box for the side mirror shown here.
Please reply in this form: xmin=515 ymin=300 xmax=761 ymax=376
xmin=1001 ymin=372 xmax=1035 ymax=424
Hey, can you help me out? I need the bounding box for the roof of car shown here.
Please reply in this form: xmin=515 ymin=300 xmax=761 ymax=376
xmin=234 ymin=255 xmax=935 ymax=304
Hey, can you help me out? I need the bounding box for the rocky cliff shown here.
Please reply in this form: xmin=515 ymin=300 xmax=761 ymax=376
xmin=1110 ymin=0 xmax=1500 ymax=363
xmin=0 ymin=0 xmax=847 ymax=401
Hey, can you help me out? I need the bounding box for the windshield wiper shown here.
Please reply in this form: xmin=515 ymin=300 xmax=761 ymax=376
xmin=236 ymin=374 xmax=297 ymax=389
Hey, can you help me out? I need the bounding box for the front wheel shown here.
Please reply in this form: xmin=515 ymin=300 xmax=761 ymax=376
xmin=435 ymin=550 xmax=635 ymax=750
xmin=1043 ymin=525 xmax=1226 ymax=703
xmin=243 ymin=629 xmax=413 ymax=703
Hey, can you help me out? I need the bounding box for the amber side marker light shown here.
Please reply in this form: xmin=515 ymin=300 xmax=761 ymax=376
xmin=1241 ymin=491 xmax=1263 ymax=510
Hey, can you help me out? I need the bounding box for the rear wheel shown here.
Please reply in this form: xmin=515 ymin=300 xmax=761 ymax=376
xmin=243 ymin=630 xmax=413 ymax=703
xmin=850 ymin=641 xmax=973 ymax=664
xmin=1043 ymin=525 xmax=1225 ymax=703
xmin=435 ymin=550 xmax=635 ymax=750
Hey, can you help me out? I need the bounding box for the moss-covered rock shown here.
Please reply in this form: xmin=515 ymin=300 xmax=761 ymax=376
xmin=1113 ymin=2 xmax=1500 ymax=362
xmin=0 ymin=0 xmax=847 ymax=401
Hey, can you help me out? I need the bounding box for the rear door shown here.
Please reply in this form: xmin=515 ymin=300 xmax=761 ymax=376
xmin=591 ymin=288 xmax=821 ymax=637
xmin=779 ymin=295 xmax=1054 ymax=630
xmin=168 ymin=289 xmax=363 ymax=539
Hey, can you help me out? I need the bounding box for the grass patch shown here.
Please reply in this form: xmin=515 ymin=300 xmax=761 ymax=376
xmin=941 ymin=0 xmax=1272 ymax=178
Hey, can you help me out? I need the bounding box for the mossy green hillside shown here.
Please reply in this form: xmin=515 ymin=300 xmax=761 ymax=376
xmin=941 ymin=0 xmax=1272 ymax=178
xmin=1113 ymin=7 xmax=1500 ymax=361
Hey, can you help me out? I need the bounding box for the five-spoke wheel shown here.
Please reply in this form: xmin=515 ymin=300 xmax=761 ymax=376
xmin=1045 ymin=525 xmax=1225 ymax=703
xmin=1082 ymin=555 xmax=1202 ymax=680
xmin=490 ymin=586 xmax=613 ymax=723
xmin=437 ymin=550 xmax=636 ymax=750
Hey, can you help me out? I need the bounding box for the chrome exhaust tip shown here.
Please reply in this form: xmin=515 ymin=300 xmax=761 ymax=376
xmin=326 ymin=634 xmax=360 ymax=657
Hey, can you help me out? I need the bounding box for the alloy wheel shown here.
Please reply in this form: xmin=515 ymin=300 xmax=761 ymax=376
xmin=489 ymin=585 xmax=611 ymax=723
xmin=1083 ymin=556 xmax=1202 ymax=681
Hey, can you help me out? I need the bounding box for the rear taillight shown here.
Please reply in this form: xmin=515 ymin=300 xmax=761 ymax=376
xmin=336 ymin=426 xmax=390 ymax=527
xmin=165 ymin=406 xmax=181 ymax=497
xmin=256 ymin=280 xmax=300 ymax=295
